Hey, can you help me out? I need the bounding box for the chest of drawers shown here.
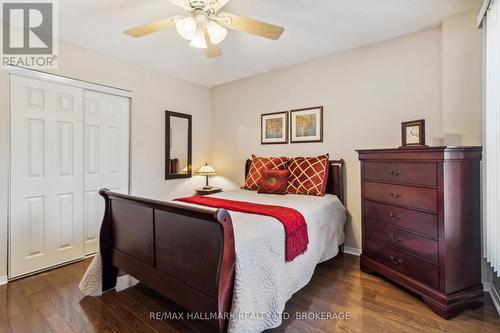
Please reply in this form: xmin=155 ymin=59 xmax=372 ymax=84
xmin=357 ymin=147 xmax=483 ymax=319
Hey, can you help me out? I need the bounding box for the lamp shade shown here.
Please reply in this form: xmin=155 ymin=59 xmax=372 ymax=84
xmin=175 ymin=17 xmax=197 ymax=40
xmin=206 ymin=21 xmax=227 ymax=45
xmin=189 ymin=26 xmax=207 ymax=49
xmin=197 ymin=163 xmax=216 ymax=175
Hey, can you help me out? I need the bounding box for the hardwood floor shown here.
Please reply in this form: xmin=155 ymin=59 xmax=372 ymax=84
xmin=0 ymin=254 xmax=499 ymax=333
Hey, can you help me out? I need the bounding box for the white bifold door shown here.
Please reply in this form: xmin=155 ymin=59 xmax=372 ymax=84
xmin=10 ymin=75 xmax=129 ymax=278
xmin=83 ymin=91 xmax=129 ymax=255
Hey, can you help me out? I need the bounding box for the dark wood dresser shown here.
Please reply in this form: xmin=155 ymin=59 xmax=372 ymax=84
xmin=357 ymin=147 xmax=483 ymax=319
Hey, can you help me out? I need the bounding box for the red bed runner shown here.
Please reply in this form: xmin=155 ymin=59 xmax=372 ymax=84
xmin=175 ymin=196 xmax=309 ymax=261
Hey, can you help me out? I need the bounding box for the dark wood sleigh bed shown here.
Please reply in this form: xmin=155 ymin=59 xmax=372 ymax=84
xmin=98 ymin=159 xmax=345 ymax=332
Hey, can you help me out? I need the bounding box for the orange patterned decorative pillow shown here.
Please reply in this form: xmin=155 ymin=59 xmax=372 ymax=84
xmin=287 ymin=154 xmax=330 ymax=196
xmin=258 ymin=169 xmax=290 ymax=194
xmin=244 ymin=155 xmax=288 ymax=190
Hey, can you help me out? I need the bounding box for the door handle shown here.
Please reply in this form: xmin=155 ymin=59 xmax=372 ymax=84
xmin=390 ymin=255 xmax=403 ymax=265
xmin=388 ymin=170 xmax=401 ymax=177
xmin=389 ymin=192 xmax=401 ymax=199
xmin=389 ymin=234 xmax=402 ymax=242
xmin=389 ymin=212 xmax=402 ymax=220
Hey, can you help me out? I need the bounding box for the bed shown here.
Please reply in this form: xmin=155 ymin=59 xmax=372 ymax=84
xmin=96 ymin=159 xmax=346 ymax=332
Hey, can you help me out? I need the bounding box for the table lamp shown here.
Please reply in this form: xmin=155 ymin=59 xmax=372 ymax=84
xmin=197 ymin=163 xmax=216 ymax=190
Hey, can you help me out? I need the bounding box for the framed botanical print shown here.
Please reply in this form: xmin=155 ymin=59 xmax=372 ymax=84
xmin=261 ymin=111 xmax=288 ymax=144
xmin=290 ymin=106 xmax=323 ymax=143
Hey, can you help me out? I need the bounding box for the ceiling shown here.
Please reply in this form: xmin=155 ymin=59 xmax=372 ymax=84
xmin=58 ymin=0 xmax=480 ymax=87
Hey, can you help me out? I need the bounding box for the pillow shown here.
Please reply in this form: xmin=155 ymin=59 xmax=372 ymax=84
xmin=287 ymin=154 xmax=330 ymax=196
xmin=244 ymin=155 xmax=288 ymax=190
xmin=258 ymin=169 xmax=290 ymax=194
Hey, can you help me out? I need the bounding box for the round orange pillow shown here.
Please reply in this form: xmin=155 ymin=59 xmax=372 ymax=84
xmin=258 ymin=169 xmax=290 ymax=195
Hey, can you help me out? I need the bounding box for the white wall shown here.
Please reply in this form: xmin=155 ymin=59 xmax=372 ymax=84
xmin=211 ymin=27 xmax=444 ymax=250
xmin=0 ymin=40 xmax=211 ymax=277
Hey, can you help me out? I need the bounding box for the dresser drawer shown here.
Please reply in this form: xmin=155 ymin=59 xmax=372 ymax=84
xmin=365 ymin=220 xmax=438 ymax=264
xmin=364 ymin=201 xmax=437 ymax=238
xmin=364 ymin=162 xmax=437 ymax=186
xmin=364 ymin=239 xmax=438 ymax=289
xmin=364 ymin=182 xmax=437 ymax=213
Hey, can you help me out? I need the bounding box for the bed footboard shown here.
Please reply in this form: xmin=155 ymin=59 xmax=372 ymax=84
xmin=99 ymin=189 xmax=235 ymax=333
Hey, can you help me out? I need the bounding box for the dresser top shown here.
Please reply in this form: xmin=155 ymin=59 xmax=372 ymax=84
xmin=357 ymin=146 xmax=482 ymax=161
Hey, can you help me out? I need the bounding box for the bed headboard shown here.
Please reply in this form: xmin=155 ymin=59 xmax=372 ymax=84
xmin=245 ymin=159 xmax=345 ymax=205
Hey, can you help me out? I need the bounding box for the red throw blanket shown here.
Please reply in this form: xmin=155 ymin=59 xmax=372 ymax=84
xmin=175 ymin=196 xmax=309 ymax=261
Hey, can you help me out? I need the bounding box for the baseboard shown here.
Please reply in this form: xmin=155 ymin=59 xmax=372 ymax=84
xmin=483 ymin=281 xmax=492 ymax=292
xmin=0 ymin=275 xmax=7 ymax=285
xmin=489 ymin=282 xmax=500 ymax=316
xmin=343 ymin=246 xmax=361 ymax=256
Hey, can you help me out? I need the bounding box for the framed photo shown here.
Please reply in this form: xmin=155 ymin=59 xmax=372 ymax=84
xmin=261 ymin=111 xmax=288 ymax=144
xmin=401 ymin=119 xmax=426 ymax=147
xmin=290 ymin=106 xmax=323 ymax=143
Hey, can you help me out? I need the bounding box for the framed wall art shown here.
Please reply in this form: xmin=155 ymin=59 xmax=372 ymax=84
xmin=290 ymin=106 xmax=323 ymax=143
xmin=261 ymin=111 xmax=288 ymax=144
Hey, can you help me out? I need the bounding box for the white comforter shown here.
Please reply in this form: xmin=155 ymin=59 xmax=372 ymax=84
xmin=181 ymin=189 xmax=346 ymax=333
xmin=79 ymin=189 xmax=346 ymax=333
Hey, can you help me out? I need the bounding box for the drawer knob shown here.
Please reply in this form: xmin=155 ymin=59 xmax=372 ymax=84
xmin=390 ymin=255 xmax=403 ymax=265
xmin=389 ymin=212 xmax=402 ymax=220
xmin=388 ymin=170 xmax=401 ymax=177
xmin=389 ymin=192 xmax=401 ymax=199
xmin=389 ymin=234 xmax=402 ymax=242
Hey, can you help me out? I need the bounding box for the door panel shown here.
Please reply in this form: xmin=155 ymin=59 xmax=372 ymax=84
xmin=83 ymin=90 xmax=130 ymax=255
xmin=26 ymin=196 xmax=45 ymax=258
xmin=10 ymin=75 xmax=84 ymax=278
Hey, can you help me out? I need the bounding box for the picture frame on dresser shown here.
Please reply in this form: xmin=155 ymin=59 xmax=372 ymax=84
xmin=401 ymin=119 xmax=426 ymax=147
xmin=357 ymin=146 xmax=483 ymax=319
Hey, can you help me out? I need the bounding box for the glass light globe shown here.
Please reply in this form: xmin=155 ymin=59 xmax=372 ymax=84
xmin=206 ymin=21 xmax=227 ymax=45
xmin=189 ymin=29 xmax=207 ymax=49
xmin=175 ymin=17 xmax=196 ymax=40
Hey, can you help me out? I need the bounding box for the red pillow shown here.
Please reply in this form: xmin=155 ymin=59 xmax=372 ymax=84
xmin=258 ymin=169 xmax=290 ymax=194
xmin=244 ymin=155 xmax=288 ymax=190
xmin=287 ymin=154 xmax=330 ymax=196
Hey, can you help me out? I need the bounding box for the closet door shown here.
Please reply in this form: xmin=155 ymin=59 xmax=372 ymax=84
xmin=10 ymin=75 xmax=84 ymax=278
xmin=83 ymin=90 xmax=130 ymax=255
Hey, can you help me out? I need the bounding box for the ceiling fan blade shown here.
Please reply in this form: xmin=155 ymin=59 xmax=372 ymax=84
xmin=217 ymin=12 xmax=284 ymax=40
xmin=168 ymin=0 xmax=191 ymax=11
xmin=124 ymin=15 xmax=183 ymax=37
xmin=204 ymin=31 xmax=222 ymax=58
xmin=216 ymin=0 xmax=231 ymax=10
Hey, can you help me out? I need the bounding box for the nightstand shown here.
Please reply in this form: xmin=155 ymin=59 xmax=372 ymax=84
xmin=195 ymin=187 xmax=222 ymax=196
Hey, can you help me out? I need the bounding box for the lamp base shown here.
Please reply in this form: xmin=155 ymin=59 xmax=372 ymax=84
xmin=202 ymin=185 xmax=213 ymax=190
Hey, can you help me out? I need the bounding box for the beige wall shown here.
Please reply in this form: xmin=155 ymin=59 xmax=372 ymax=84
xmin=211 ymin=27 xmax=444 ymax=250
xmin=442 ymin=12 xmax=483 ymax=145
xmin=0 ymin=64 xmax=8 ymax=279
xmin=210 ymin=12 xmax=483 ymax=250
xmin=0 ymin=41 xmax=211 ymax=277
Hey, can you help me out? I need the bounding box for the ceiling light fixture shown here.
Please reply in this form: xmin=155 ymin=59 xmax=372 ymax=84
xmin=124 ymin=0 xmax=285 ymax=59
xmin=175 ymin=16 xmax=197 ymax=40
xmin=176 ymin=18 xmax=226 ymax=47
xmin=189 ymin=25 xmax=207 ymax=48
xmin=206 ymin=21 xmax=227 ymax=44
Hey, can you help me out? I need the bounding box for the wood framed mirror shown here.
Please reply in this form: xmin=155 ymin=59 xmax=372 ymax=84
xmin=165 ymin=111 xmax=192 ymax=180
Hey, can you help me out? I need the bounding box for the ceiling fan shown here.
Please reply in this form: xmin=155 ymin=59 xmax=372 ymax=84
xmin=124 ymin=0 xmax=284 ymax=58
